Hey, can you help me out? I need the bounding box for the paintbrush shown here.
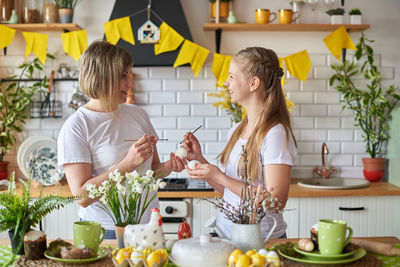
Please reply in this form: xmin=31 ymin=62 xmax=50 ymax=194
xmin=179 ymin=124 xmax=202 ymax=144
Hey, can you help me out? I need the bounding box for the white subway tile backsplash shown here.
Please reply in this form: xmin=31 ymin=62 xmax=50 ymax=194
xmin=205 ymin=117 xmax=231 ymax=129
xmin=297 ymin=142 xmax=314 ymax=153
xmin=329 ymin=154 xmax=353 ymax=166
xmin=283 ymin=80 xmax=300 ymax=92
xmin=133 ymin=92 xmax=148 ymax=104
xmin=132 ymin=67 xmax=149 ymax=79
xmin=23 ymin=119 xmax=41 ymax=130
xmin=287 ymin=92 xmax=313 ymax=104
xmin=314 ymin=67 xmax=335 ymax=79
xmin=149 ymin=67 xmax=176 ymax=78
xmin=314 ymin=142 xmax=340 ymax=153
xmin=136 ymin=80 xmax=162 ymax=92
xmin=309 ymin=54 xmax=327 ymax=66
xmin=205 ymin=142 xmax=227 ymax=154
xmin=293 ymin=117 xmax=314 ymax=129
xmin=301 ymin=130 xmax=326 ymax=141
xmin=194 ymin=130 xmax=218 ymax=141
xmin=191 ymin=79 xmax=217 ymax=91
xmin=315 ymin=117 xmax=340 ymax=129
xmin=328 ymin=105 xmax=353 ymax=116
xmin=341 ymin=142 xmax=366 ymax=154
xmin=381 ymin=67 xmax=394 ymax=79
xmin=191 ymin=104 xmax=217 ymax=116
xmin=177 ymin=92 xmax=203 ymax=104
xmin=314 ymin=92 xmax=340 ymax=104
xmin=163 ymin=80 xmax=189 ymax=91
xmin=177 ymin=66 xmax=200 ymax=78
xmin=354 ymin=130 xmax=364 ymax=142
xmin=301 ymin=105 xmax=327 ymax=116
xmin=300 ymin=80 xmax=326 ymax=92
xmin=141 ymin=105 xmax=163 ymax=116
xmin=341 ymin=117 xmax=357 ymax=129
xmin=164 ymin=105 xmax=190 ymax=116
xmin=156 ymin=142 xmax=178 ymax=154
xmin=218 ymin=130 xmax=230 ymax=142
xmin=327 ymin=130 xmax=353 ymax=141
xmin=151 ymin=117 xmax=177 ymax=129
xmin=300 ymin=154 xmax=321 ymax=166
xmin=164 ymin=130 xmax=187 ymax=141
xmin=178 ymin=117 xmax=204 ymax=129
xmin=149 ymin=92 xmax=175 ymax=104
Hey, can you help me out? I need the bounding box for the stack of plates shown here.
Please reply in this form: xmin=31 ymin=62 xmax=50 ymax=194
xmin=17 ymin=136 xmax=64 ymax=186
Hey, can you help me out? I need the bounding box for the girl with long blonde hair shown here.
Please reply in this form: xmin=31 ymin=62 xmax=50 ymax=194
xmin=183 ymin=47 xmax=297 ymax=239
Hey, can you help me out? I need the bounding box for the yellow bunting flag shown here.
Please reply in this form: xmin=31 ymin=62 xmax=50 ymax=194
xmin=173 ymin=40 xmax=209 ymax=77
xmin=104 ymin=16 xmax=135 ymax=45
xmin=61 ymin=30 xmax=88 ymax=61
xmin=0 ymin=25 xmax=16 ymax=50
xmin=282 ymin=50 xmax=312 ymax=82
xmin=278 ymin=57 xmax=287 ymax=86
xmin=22 ymin=32 xmax=48 ymax=65
xmin=212 ymin=53 xmax=231 ymax=87
xmin=154 ymin=22 xmax=184 ymax=55
xmin=323 ymin=26 xmax=357 ymax=61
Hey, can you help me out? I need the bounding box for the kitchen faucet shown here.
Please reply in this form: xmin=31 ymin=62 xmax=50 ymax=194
xmin=313 ymin=143 xmax=336 ymax=179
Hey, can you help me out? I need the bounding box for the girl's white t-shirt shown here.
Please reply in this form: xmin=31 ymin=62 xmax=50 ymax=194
xmin=216 ymin=123 xmax=297 ymax=239
xmin=58 ymin=104 xmax=159 ymax=230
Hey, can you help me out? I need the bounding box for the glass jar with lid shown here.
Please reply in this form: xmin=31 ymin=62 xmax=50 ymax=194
xmin=0 ymin=0 xmax=15 ymax=22
xmin=23 ymin=0 xmax=42 ymax=23
xmin=42 ymin=0 xmax=58 ymax=23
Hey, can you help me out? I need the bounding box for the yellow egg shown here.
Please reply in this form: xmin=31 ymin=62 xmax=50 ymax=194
xmin=146 ymin=251 xmax=162 ymax=267
xmin=228 ymin=249 xmax=243 ymax=266
xmin=250 ymin=254 xmax=265 ymax=266
xmin=245 ymin=249 xmax=257 ymax=257
xmin=155 ymin=248 xmax=168 ymax=263
xmin=235 ymin=254 xmax=251 ymax=267
xmin=114 ymin=247 xmax=132 ymax=264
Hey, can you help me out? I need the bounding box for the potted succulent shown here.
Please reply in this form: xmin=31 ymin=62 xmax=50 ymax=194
xmin=209 ymin=0 xmax=232 ymax=20
xmin=0 ymin=55 xmax=53 ymax=180
xmin=349 ymin=8 xmax=362 ymax=25
xmin=326 ymin=7 xmax=345 ymax=24
xmin=54 ymin=0 xmax=80 ymax=23
xmin=329 ymin=33 xmax=400 ymax=182
xmin=0 ymin=172 xmax=76 ymax=264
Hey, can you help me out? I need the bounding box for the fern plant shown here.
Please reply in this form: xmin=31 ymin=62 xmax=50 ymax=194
xmin=0 ymin=172 xmax=76 ymax=259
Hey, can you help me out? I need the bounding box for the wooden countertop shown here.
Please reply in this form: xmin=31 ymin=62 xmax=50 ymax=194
xmin=8 ymin=179 xmax=400 ymax=198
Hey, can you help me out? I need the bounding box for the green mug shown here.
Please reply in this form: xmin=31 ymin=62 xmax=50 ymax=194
xmin=73 ymin=221 xmax=105 ymax=256
xmin=318 ymin=219 xmax=353 ymax=255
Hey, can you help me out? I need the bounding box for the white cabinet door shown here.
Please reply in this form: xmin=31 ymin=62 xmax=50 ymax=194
xmin=192 ymin=198 xmax=218 ymax=237
xmin=283 ymin=197 xmax=300 ymax=238
xmin=296 ymin=196 xmax=400 ymax=238
xmin=41 ymin=202 xmax=80 ymax=239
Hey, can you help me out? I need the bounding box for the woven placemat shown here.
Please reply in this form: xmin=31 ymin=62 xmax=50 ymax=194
xmin=14 ymin=247 xmax=114 ymax=267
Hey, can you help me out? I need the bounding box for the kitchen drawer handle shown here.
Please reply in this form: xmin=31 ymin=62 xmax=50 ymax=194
xmin=339 ymin=207 xmax=365 ymax=211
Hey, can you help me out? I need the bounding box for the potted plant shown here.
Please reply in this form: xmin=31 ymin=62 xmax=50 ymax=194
xmin=326 ymin=7 xmax=345 ymax=24
xmin=0 ymin=55 xmax=54 ymax=180
xmin=349 ymin=8 xmax=362 ymax=25
xmin=54 ymin=0 xmax=80 ymax=23
xmin=0 ymin=172 xmax=76 ymax=263
xmin=329 ymin=33 xmax=400 ymax=182
xmin=209 ymin=0 xmax=232 ymax=20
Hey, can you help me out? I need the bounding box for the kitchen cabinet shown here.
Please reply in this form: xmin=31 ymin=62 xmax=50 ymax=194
xmin=5 ymin=23 xmax=81 ymax=32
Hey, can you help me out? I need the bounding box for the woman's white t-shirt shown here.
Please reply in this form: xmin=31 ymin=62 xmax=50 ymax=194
xmin=216 ymin=123 xmax=297 ymax=239
xmin=58 ymin=104 xmax=159 ymax=230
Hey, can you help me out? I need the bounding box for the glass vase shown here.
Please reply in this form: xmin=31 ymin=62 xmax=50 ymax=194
xmin=42 ymin=0 xmax=58 ymax=23
xmin=0 ymin=0 xmax=14 ymax=22
xmin=23 ymin=0 xmax=42 ymax=23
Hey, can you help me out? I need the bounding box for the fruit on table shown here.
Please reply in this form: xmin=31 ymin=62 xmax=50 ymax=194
xmin=177 ymin=219 xmax=192 ymax=239
xmin=175 ymin=147 xmax=187 ymax=158
xmin=298 ymin=238 xmax=314 ymax=252
xmin=228 ymin=249 xmax=243 ymax=266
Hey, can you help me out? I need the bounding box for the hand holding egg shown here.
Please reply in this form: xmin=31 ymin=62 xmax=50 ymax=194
xmin=175 ymin=147 xmax=187 ymax=158
xmin=187 ymin=160 xmax=201 ymax=170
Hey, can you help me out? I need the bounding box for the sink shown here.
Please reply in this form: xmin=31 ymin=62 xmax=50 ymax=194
xmin=297 ymin=178 xmax=370 ymax=190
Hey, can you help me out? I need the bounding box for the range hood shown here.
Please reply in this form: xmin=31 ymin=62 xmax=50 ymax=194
xmin=109 ymin=0 xmax=193 ymax=67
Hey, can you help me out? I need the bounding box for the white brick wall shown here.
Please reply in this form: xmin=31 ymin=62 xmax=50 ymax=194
xmin=2 ymin=53 xmax=395 ymax=179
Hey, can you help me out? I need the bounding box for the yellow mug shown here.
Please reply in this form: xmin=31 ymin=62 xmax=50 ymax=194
xmin=255 ymin=9 xmax=277 ymax=24
xmin=278 ymin=9 xmax=299 ymax=24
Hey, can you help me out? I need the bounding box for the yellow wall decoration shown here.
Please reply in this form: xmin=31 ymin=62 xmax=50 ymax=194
xmin=22 ymin=32 xmax=48 ymax=65
xmin=212 ymin=53 xmax=231 ymax=87
xmin=173 ymin=40 xmax=209 ymax=77
xmin=0 ymin=25 xmax=16 ymax=50
xmin=154 ymin=22 xmax=184 ymax=55
xmin=281 ymin=50 xmax=312 ymax=82
xmin=104 ymin=16 xmax=135 ymax=46
xmin=61 ymin=30 xmax=88 ymax=61
xmin=323 ymin=26 xmax=357 ymax=61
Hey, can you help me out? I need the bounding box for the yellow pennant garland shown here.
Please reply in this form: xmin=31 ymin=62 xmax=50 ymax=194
xmin=104 ymin=16 xmax=135 ymax=45
xmin=154 ymin=22 xmax=184 ymax=55
xmin=61 ymin=30 xmax=88 ymax=61
xmin=323 ymin=26 xmax=357 ymax=61
xmin=173 ymin=40 xmax=209 ymax=77
xmin=281 ymin=50 xmax=312 ymax=82
xmin=0 ymin=25 xmax=16 ymax=50
xmin=212 ymin=53 xmax=231 ymax=87
xmin=22 ymin=32 xmax=48 ymax=64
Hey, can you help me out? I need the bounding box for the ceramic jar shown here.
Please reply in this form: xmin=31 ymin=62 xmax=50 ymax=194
xmin=23 ymin=0 xmax=42 ymax=23
xmin=42 ymin=0 xmax=58 ymax=23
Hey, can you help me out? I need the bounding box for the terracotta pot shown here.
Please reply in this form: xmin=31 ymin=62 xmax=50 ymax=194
xmin=58 ymin=8 xmax=73 ymax=23
xmin=114 ymin=225 xmax=125 ymax=249
xmin=210 ymin=2 xmax=229 ymax=18
xmin=362 ymin=158 xmax=385 ymax=182
xmin=0 ymin=161 xmax=9 ymax=180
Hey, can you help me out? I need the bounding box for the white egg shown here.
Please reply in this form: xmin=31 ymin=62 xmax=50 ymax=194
xmin=165 ymin=239 xmax=176 ymax=250
xmin=258 ymin=248 xmax=268 ymax=256
xmin=130 ymin=250 xmax=144 ymax=264
xmin=266 ymin=250 xmax=280 ymax=266
xmin=175 ymin=147 xmax=187 ymax=158
xmin=187 ymin=160 xmax=201 ymax=170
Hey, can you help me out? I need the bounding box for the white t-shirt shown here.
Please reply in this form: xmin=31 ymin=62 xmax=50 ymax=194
xmin=58 ymin=104 xmax=159 ymax=230
xmin=216 ymin=123 xmax=297 ymax=239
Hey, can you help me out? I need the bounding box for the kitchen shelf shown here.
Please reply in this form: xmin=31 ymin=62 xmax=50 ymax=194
xmin=203 ymin=23 xmax=370 ymax=31
xmin=4 ymin=23 xmax=82 ymax=32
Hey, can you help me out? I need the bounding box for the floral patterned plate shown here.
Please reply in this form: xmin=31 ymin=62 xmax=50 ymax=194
xmin=19 ymin=136 xmax=64 ymax=185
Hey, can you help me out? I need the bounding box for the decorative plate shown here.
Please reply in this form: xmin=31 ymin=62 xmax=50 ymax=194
xmin=293 ymin=243 xmax=356 ymax=260
xmin=44 ymin=247 xmax=107 ymax=264
xmin=278 ymin=245 xmax=366 ymax=265
xmin=17 ymin=136 xmax=51 ymax=178
xmin=18 ymin=136 xmax=64 ymax=186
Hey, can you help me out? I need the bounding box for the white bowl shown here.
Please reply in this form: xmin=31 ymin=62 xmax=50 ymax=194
xmin=171 ymin=235 xmax=235 ymax=267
